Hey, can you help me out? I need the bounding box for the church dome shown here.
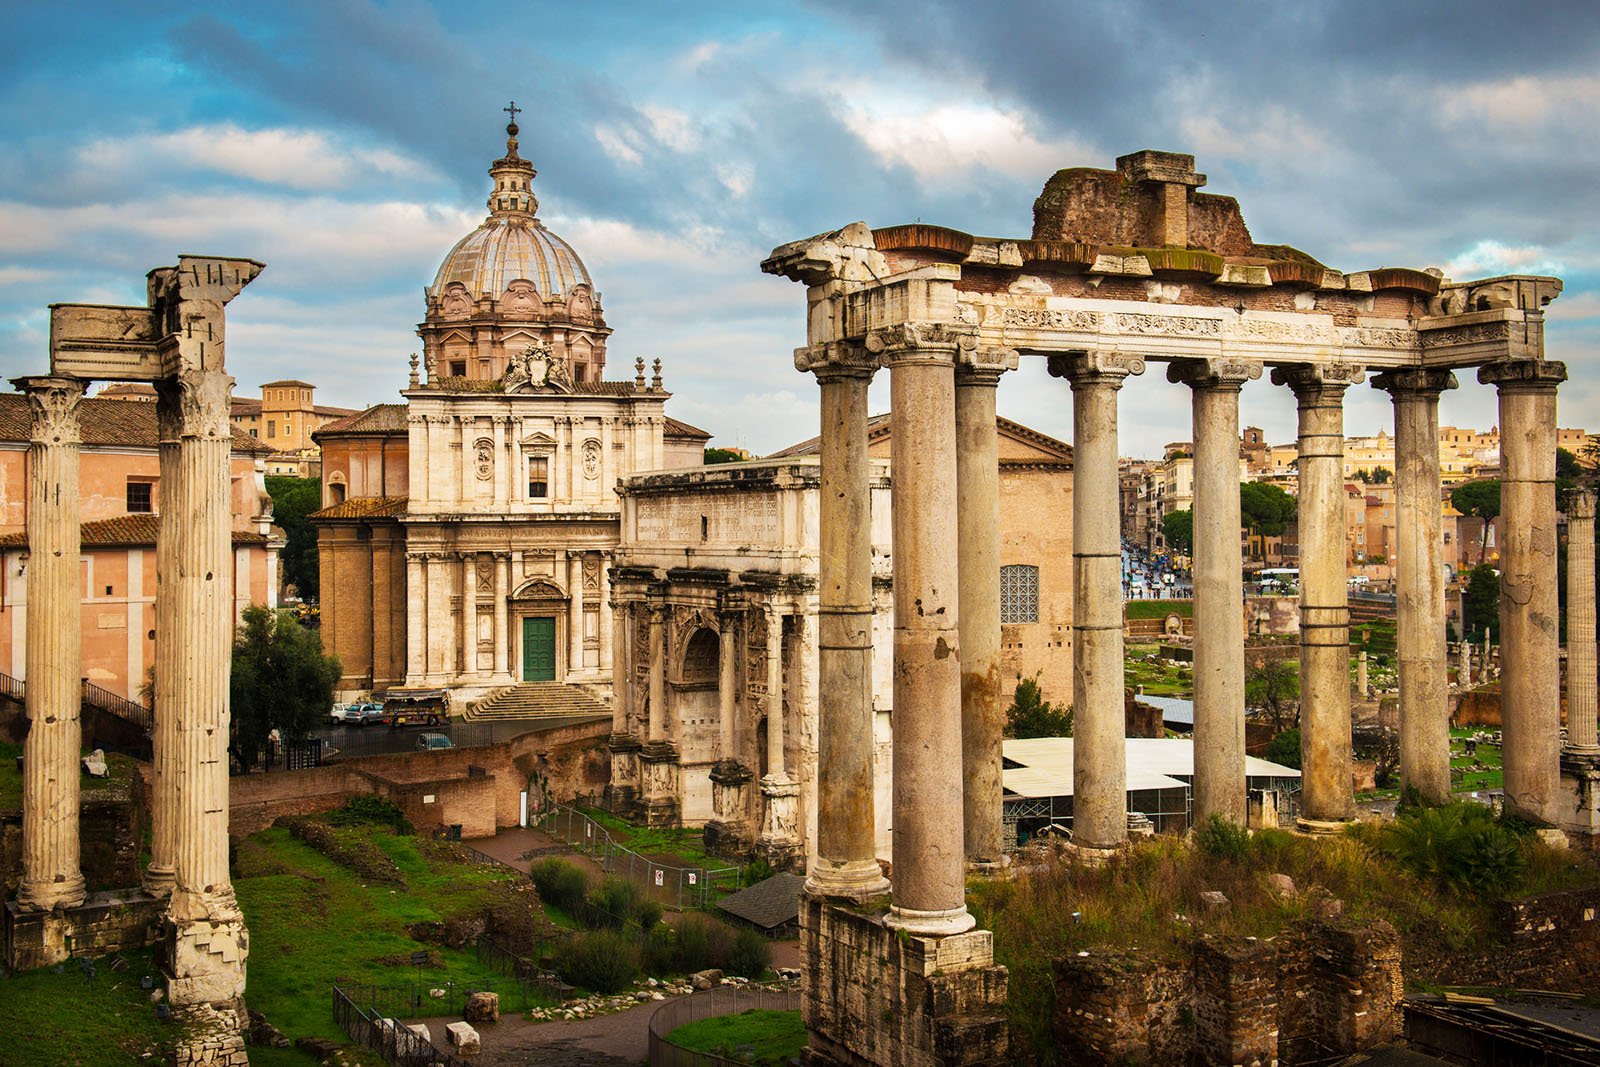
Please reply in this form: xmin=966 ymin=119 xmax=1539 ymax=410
xmin=427 ymin=114 xmax=594 ymax=304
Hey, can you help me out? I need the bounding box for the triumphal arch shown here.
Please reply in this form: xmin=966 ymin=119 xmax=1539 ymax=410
xmin=6 ymin=257 xmax=261 ymax=1064
xmin=764 ymin=150 xmax=1573 ymax=1065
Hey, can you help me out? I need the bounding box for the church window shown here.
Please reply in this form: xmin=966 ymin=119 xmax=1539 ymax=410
xmin=1000 ymin=564 xmax=1039 ymax=624
xmin=450 ymin=361 xmax=467 ymax=377
xmin=528 ymin=456 xmax=549 ymax=498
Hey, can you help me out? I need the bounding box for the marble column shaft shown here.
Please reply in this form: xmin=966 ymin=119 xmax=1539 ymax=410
xmin=647 ymin=601 xmax=667 ymax=742
xmin=493 ymin=553 xmax=510 ymax=679
xmin=1052 ymin=352 xmax=1143 ymax=850
xmin=611 ymin=602 xmax=631 ymax=734
xmin=1276 ymin=364 xmax=1361 ymax=826
xmin=765 ymin=605 xmax=787 ymax=779
xmin=883 ymin=326 xmax=972 ymax=934
xmin=1481 ymin=359 xmax=1568 ymax=822
xmin=14 ymin=376 xmax=87 ymax=911
xmin=1171 ymin=359 xmax=1260 ymax=826
xmin=1374 ymin=369 xmax=1457 ymax=803
xmin=718 ymin=615 xmax=739 ymax=759
xmin=1567 ymin=490 xmax=1598 ymax=751
xmin=146 ymin=380 xmax=183 ymax=895
xmin=796 ymin=342 xmax=887 ymax=899
xmin=568 ymin=555 xmax=585 ymax=673
xmin=956 ymin=349 xmax=1016 ymax=866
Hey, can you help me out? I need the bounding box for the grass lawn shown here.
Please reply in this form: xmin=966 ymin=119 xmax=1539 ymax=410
xmin=235 ymin=823 xmax=540 ymax=1054
xmin=0 ymin=741 xmax=139 ymax=814
xmin=1450 ymin=727 xmax=1504 ymax=793
xmin=1123 ymin=645 xmax=1192 ymax=697
xmin=666 ymin=1008 xmax=806 ymax=1066
xmin=0 ymin=948 xmax=179 ymax=1065
xmin=0 ymin=740 xmax=20 ymax=810
xmin=1125 ymin=599 xmax=1193 ymax=620
xmin=579 ymin=805 xmax=720 ymax=867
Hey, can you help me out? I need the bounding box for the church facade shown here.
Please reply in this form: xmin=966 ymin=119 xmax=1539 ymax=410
xmin=313 ymin=118 xmax=708 ymax=705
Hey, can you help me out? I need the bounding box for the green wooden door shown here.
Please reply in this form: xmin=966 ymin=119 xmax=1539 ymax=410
xmin=522 ymin=616 xmax=556 ymax=681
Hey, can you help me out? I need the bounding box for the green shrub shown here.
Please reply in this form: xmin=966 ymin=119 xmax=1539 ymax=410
xmin=724 ymin=927 xmax=772 ymax=979
xmin=323 ymin=795 xmax=414 ymax=834
xmin=634 ymin=896 xmax=665 ymax=931
xmin=741 ymin=857 xmax=775 ymax=886
xmin=673 ymin=914 xmax=715 ymax=973
xmin=641 ymin=922 xmax=677 ymax=976
xmin=1249 ymin=828 xmax=1296 ymax=867
xmin=557 ymin=929 xmax=639 ymax=994
xmin=1194 ymin=814 xmax=1250 ymax=862
xmin=1378 ymin=803 xmax=1527 ymax=895
xmin=586 ymin=876 xmax=642 ymax=929
xmin=531 ymin=858 xmax=589 ymax=915
xmin=1263 ymin=728 xmax=1301 ymax=770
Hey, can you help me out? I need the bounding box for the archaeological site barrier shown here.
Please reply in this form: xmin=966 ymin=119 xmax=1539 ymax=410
xmin=647 ymin=983 xmax=802 ymax=1067
xmin=534 ymin=801 xmax=741 ymax=910
xmin=331 ymin=984 xmax=470 ymax=1067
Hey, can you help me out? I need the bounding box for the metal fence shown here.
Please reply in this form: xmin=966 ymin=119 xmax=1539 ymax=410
xmin=648 ymin=984 xmax=803 ymax=1067
xmin=534 ymin=803 xmax=742 ymax=910
xmin=332 ymin=984 xmax=469 ymax=1067
xmin=473 ymin=932 xmax=571 ymax=1003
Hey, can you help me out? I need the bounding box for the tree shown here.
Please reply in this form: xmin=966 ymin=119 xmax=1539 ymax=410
xmin=266 ymin=475 xmax=323 ymax=601
xmin=231 ymin=605 xmax=340 ymax=771
xmin=1556 ymin=446 xmax=1582 ymax=495
xmin=1239 ymin=481 xmax=1297 ymax=538
xmin=704 ymin=447 xmax=743 ymax=465
xmin=1245 ymin=658 xmax=1299 ymax=733
xmin=1354 ymin=467 xmax=1392 ymax=484
xmin=1263 ymin=727 xmax=1301 ymax=770
xmin=1463 ymin=563 xmax=1499 ymax=643
xmin=1450 ymin=479 xmax=1500 ymax=565
xmin=1004 ymin=673 xmax=1073 ymax=739
xmin=1161 ymin=509 xmax=1193 ymax=553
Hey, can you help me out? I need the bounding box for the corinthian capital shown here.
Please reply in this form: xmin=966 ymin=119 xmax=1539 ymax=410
xmin=174 ymin=368 xmax=235 ymax=439
xmin=1369 ymin=368 xmax=1458 ymax=399
xmin=864 ymin=321 xmax=979 ymax=366
xmin=1166 ymin=357 xmax=1263 ymax=390
xmin=1564 ymin=487 xmax=1597 ymax=522
xmin=1045 ymin=351 xmax=1145 ymax=388
xmin=956 ymin=346 xmax=1020 ymax=386
xmin=1478 ymin=358 xmax=1567 ymax=393
xmin=1271 ymin=361 xmax=1365 ymax=398
xmin=12 ymin=376 xmax=84 ymax=446
xmin=794 ymin=341 xmax=877 ymax=383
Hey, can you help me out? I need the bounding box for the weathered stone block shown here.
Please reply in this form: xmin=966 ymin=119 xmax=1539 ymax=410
xmin=447 ymin=1020 xmax=481 ymax=1055
xmin=464 ymin=990 xmax=500 ymax=1024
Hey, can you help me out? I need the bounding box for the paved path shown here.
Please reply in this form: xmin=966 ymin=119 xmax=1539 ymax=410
xmin=410 ymin=995 xmax=666 ymax=1066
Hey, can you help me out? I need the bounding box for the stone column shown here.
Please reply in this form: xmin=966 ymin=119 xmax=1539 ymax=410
xmin=1374 ymin=369 xmax=1457 ymax=803
xmin=13 ymin=376 xmax=87 ymax=913
xmin=493 ymin=552 xmax=510 ymax=680
xmin=794 ymin=342 xmax=888 ymax=899
xmin=759 ymin=602 xmax=800 ymax=866
xmin=405 ymin=554 xmax=425 ymax=682
xmin=611 ymin=602 xmax=632 ymax=734
xmin=875 ymin=321 xmax=973 ymax=934
xmin=146 ymin=379 xmax=182 ymax=896
xmin=1357 ymin=652 xmax=1370 ymax=700
xmin=598 ymin=555 xmax=614 ymax=673
xmin=1274 ymin=363 xmax=1363 ymax=829
xmin=492 ymin=416 xmax=508 ymax=506
xmin=1170 ymin=358 xmax=1261 ymax=826
xmin=718 ymin=612 xmax=739 ymax=759
xmin=569 ymin=555 xmax=585 ymax=674
xmin=1481 ymin=359 xmax=1568 ymax=822
xmin=955 ymin=347 xmax=1018 ymax=866
xmin=606 ymin=600 xmax=641 ymax=808
xmin=647 ymin=597 xmax=667 ymax=742
xmin=1050 ymin=352 xmax=1145 ymax=850
xmin=163 ymin=366 xmax=248 ymax=1008
xmin=1566 ymin=489 xmax=1598 ymax=752
xmin=457 ymin=553 xmax=478 ymax=683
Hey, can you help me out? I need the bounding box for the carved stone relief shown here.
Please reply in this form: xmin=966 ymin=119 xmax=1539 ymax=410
xmin=582 ymin=439 xmax=602 ymax=480
xmin=474 ymin=438 xmax=494 ymax=480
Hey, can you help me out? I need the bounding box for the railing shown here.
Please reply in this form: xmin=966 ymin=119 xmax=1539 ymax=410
xmin=647 ymin=984 xmax=803 ymax=1067
xmin=473 ymin=933 xmax=570 ymax=1003
xmin=534 ymin=803 xmax=742 ymax=911
xmin=332 ymin=984 xmax=469 ymax=1067
xmin=81 ymin=680 xmax=154 ymax=731
xmin=0 ymin=671 xmax=23 ymax=704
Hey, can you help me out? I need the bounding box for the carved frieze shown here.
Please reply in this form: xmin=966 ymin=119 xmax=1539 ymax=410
xmin=1419 ymin=321 xmax=1513 ymax=349
xmin=1000 ymin=306 xmax=1103 ymax=332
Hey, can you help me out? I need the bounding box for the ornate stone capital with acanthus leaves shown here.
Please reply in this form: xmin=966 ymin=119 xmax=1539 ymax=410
xmin=1166 ymin=356 xmax=1263 ymax=391
xmin=793 ymin=340 xmax=877 ymax=383
xmin=1046 ymin=350 xmax=1145 ymax=389
xmin=1370 ymin=367 xmax=1458 ymax=399
xmin=13 ymin=376 xmax=85 ymax=446
xmin=956 ymin=346 xmax=1020 ymax=387
xmin=1478 ymin=358 xmax=1567 ymax=394
xmin=864 ymin=321 xmax=979 ymax=367
xmin=1271 ymin=360 xmax=1365 ymax=402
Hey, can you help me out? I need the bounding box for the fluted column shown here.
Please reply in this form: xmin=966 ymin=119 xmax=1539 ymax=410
xmin=493 ymin=552 xmax=510 ymax=680
xmin=598 ymin=555 xmax=614 ymax=673
xmin=873 ymin=322 xmax=974 ymax=934
xmin=647 ymin=597 xmax=667 ymax=742
xmin=164 ymin=366 xmax=248 ymax=1006
xmin=1274 ymin=363 xmax=1363 ymax=828
xmin=611 ymin=601 xmax=632 ymax=733
xmin=1170 ymin=358 xmax=1262 ymax=826
xmin=1481 ymin=359 xmax=1568 ymax=822
xmin=146 ymin=379 xmax=182 ymax=896
xmin=718 ymin=611 xmax=739 ymax=759
xmin=568 ymin=554 xmax=585 ymax=674
xmin=764 ymin=604 xmax=788 ymax=780
xmin=13 ymin=376 xmax=86 ymax=913
xmin=1050 ymin=352 xmax=1144 ymax=850
xmin=795 ymin=342 xmax=888 ymax=900
xmin=956 ymin=347 xmax=1018 ymax=866
xmin=1567 ymin=490 xmax=1598 ymax=752
xmin=1373 ymin=369 xmax=1458 ymax=803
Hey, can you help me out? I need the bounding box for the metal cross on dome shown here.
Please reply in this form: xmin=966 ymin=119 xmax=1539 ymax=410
xmin=504 ymin=100 xmax=521 ymax=126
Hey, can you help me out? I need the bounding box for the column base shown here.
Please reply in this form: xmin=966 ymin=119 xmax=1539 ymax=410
xmin=165 ymin=891 xmax=249 ymax=1009
xmin=4 ymin=889 xmax=164 ymax=971
xmin=805 ymin=859 xmax=891 ymax=903
xmin=884 ymin=904 xmax=977 ymax=937
xmin=1295 ymin=817 xmax=1355 ymax=836
xmin=15 ymin=872 xmax=87 ymax=914
xmin=638 ymin=740 xmax=682 ymax=829
xmin=707 ymin=759 xmax=757 ymax=857
xmin=143 ymin=864 xmax=176 ymax=899
xmin=1554 ymin=751 xmax=1600 ymax=841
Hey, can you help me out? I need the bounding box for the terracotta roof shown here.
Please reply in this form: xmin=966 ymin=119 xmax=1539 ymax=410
xmin=313 ymin=404 xmax=410 ymax=438
xmin=261 ymin=379 xmax=316 ymax=388
xmin=0 ymin=394 xmax=274 ymax=455
xmin=232 ymin=396 xmax=358 ymax=419
xmin=768 ymin=413 xmax=1072 ymax=461
xmin=0 ymin=515 xmax=268 ymax=549
xmin=664 ymin=416 xmax=712 ymax=440
xmin=309 ymin=496 xmax=408 ymax=521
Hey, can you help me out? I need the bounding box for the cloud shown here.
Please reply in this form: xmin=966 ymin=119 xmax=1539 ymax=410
xmin=1442 ymin=240 xmax=1565 ymax=280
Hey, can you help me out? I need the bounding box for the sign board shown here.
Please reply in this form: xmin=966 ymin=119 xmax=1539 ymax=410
xmin=411 ymin=951 xmax=430 ymax=966
xmin=654 ymin=870 xmax=664 ymax=887
xmin=687 ymin=873 xmax=697 ymax=886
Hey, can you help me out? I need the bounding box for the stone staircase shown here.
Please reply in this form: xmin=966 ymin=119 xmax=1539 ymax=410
xmin=464 ymin=682 xmax=611 ymax=722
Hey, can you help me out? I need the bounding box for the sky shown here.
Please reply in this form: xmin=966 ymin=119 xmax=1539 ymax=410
xmin=0 ymin=0 xmax=1596 ymax=458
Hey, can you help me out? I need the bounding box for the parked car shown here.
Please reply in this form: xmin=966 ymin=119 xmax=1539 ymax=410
xmin=329 ymin=703 xmax=364 ymax=725
xmin=357 ymin=703 xmax=386 ymax=726
xmin=416 ymin=733 xmax=454 ymax=751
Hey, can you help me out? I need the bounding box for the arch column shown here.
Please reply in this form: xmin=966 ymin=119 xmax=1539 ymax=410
xmin=638 ymin=587 xmax=680 ymax=826
xmin=758 ymin=601 xmax=800 ymax=866
xmin=1170 ymin=357 xmax=1262 ymax=826
xmin=956 ymin=346 xmax=1019 ymax=866
xmin=1274 ymin=362 xmax=1363 ymax=829
xmin=1050 ymin=351 xmax=1145 ymax=850
xmin=795 ymin=342 xmax=889 ymax=900
xmin=1480 ymin=358 xmax=1567 ymax=823
xmin=1567 ymin=490 xmax=1599 ymax=753
xmin=1373 ymin=369 xmax=1458 ymax=803
xmin=12 ymin=376 xmax=87 ymax=916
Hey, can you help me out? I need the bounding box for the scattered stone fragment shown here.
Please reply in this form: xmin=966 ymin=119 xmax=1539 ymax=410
xmin=1200 ymin=890 xmax=1230 ymax=912
xmin=81 ymin=749 xmax=108 ymax=778
xmin=1267 ymin=873 xmax=1297 ymax=897
xmin=464 ymin=990 xmax=500 ymax=1024
xmin=689 ymin=968 xmax=724 ymax=990
xmin=446 ymin=1021 xmax=481 ymax=1055
xmin=1536 ymin=828 xmax=1569 ymax=851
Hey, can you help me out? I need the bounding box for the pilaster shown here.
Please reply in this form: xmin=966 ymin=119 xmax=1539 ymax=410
xmin=1565 ymin=490 xmax=1598 ymax=752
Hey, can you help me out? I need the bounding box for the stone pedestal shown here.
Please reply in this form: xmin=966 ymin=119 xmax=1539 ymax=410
xmin=759 ymin=775 xmax=802 ymax=871
xmin=705 ymin=759 xmax=755 ymax=856
xmin=1481 ymin=359 xmax=1567 ymax=824
xmin=1565 ymin=489 xmax=1598 ymax=752
xmin=1374 ymin=369 xmax=1456 ymax=803
xmin=1051 ymin=352 xmax=1143 ymax=849
xmin=1554 ymin=753 xmax=1600 ymax=841
xmin=797 ymin=342 xmax=889 ymax=901
xmin=799 ymin=898 xmax=1008 ymax=1067
xmin=604 ymin=733 xmax=642 ymax=811
xmin=13 ymin=377 xmax=88 ymax=921
xmin=1171 ymin=358 xmax=1259 ymax=826
xmin=638 ymin=740 xmax=681 ymax=828
xmin=4 ymin=889 xmax=163 ymax=972
xmin=1276 ymin=364 xmax=1361 ymax=828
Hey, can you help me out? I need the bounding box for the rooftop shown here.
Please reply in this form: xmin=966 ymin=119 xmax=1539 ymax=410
xmin=0 ymin=394 xmax=274 ymax=455
xmin=0 ymin=515 xmax=268 ymax=549
xmin=1001 ymin=736 xmax=1299 ymax=800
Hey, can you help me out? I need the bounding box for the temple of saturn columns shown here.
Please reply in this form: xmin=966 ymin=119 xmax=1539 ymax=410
xmin=762 ymin=149 xmax=1592 ymax=1066
xmin=5 ymin=256 xmax=260 ymax=1064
